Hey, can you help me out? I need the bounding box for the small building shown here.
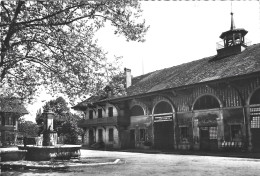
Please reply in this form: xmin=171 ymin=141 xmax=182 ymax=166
xmin=0 ymin=97 xmax=28 ymax=146
xmin=73 ymin=96 xmax=129 ymax=149
xmin=73 ymin=13 xmax=260 ymax=152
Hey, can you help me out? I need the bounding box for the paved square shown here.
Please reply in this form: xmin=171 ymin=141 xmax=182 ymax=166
xmin=3 ymin=149 xmax=260 ymax=176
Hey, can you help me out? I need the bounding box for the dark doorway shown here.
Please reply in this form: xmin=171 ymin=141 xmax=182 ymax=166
xmin=200 ymin=127 xmax=210 ymax=150
xmin=200 ymin=127 xmax=218 ymax=151
xmin=89 ymin=129 xmax=94 ymax=145
xmin=251 ymin=129 xmax=260 ymax=152
xmin=154 ymin=121 xmax=174 ymax=150
xmin=129 ymin=129 xmax=135 ymax=148
xmin=98 ymin=129 xmax=103 ymax=142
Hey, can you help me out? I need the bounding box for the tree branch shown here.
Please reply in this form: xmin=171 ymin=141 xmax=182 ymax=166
xmin=1 ymin=1 xmax=11 ymax=21
xmin=1 ymin=1 xmax=24 ymax=69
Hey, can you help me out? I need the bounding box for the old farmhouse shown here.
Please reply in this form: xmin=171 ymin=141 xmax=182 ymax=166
xmin=73 ymin=13 xmax=260 ymax=152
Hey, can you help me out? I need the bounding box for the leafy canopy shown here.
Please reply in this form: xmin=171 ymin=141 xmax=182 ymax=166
xmin=35 ymin=96 xmax=83 ymax=144
xmin=18 ymin=118 xmax=39 ymax=137
xmin=35 ymin=96 xmax=70 ymax=130
xmin=0 ymin=0 xmax=148 ymax=102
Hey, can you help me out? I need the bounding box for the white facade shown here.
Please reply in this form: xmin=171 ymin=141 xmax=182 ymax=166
xmin=82 ymin=103 xmax=120 ymax=148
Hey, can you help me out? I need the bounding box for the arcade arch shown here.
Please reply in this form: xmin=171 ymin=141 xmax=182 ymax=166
xmin=130 ymin=105 xmax=144 ymax=116
xmin=152 ymin=100 xmax=175 ymax=149
xmin=193 ymin=94 xmax=221 ymax=110
xmin=192 ymin=94 xmax=221 ymax=151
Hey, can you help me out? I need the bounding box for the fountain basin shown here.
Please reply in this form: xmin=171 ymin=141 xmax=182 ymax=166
xmin=17 ymin=145 xmax=81 ymax=161
xmin=0 ymin=149 xmax=27 ymax=161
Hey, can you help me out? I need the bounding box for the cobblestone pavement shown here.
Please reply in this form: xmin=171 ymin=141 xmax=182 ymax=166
xmin=2 ymin=149 xmax=260 ymax=176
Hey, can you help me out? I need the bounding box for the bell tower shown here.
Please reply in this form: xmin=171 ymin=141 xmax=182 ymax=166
xmin=220 ymin=12 xmax=248 ymax=48
xmin=215 ymin=12 xmax=250 ymax=59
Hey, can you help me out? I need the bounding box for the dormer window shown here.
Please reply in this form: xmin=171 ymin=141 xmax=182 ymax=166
xmin=98 ymin=109 xmax=102 ymax=118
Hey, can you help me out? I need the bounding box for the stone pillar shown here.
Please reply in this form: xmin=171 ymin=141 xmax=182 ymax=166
xmin=193 ymin=119 xmax=199 ymax=150
xmin=246 ymin=106 xmax=253 ymax=151
xmin=43 ymin=110 xmax=54 ymax=131
xmin=217 ymin=117 xmax=224 ymax=149
xmin=173 ymin=113 xmax=177 ymax=149
xmin=42 ymin=110 xmax=56 ymax=146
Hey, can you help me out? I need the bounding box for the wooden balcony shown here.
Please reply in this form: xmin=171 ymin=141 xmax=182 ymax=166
xmin=78 ymin=116 xmax=118 ymax=128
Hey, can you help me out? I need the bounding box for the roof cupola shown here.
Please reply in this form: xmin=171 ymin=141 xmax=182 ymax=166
xmin=219 ymin=12 xmax=248 ymax=48
xmin=215 ymin=12 xmax=251 ymax=59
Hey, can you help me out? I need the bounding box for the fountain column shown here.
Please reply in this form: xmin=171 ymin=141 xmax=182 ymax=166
xmin=42 ymin=109 xmax=57 ymax=146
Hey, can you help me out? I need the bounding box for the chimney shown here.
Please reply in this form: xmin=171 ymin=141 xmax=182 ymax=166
xmin=124 ymin=68 xmax=132 ymax=88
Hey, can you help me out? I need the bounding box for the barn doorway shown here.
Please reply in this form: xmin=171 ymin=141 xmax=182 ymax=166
xmin=199 ymin=126 xmax=218 ymax=151
xmin=129 ymin=129 xmax=135 ymax=148
xmin=153 ymin=101 xmax=174 ymax=150
xmin=194 ymin=95 xmax=220 ymax=151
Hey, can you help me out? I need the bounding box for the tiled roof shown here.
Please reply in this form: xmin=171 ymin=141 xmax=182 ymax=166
xmin=127 ymin=43 xmax=260 ymax=96
xmin=73 ymin=43 xmax=260 ymax=109
xmin=72 ymin=96 xmax=102 ymax=110
xmin=0 ymin=97 xmax=28 ymax=114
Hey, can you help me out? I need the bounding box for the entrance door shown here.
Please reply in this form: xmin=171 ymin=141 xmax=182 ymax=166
xmin=154 ymin=121 xmax=174 ymax=150
xmin=200 ymin=127 xmax=218 ymax=151
xmin=200 ymin=127 xmax=210 ymax=150
xmin=89 ymin=129 xmax=94 ymax=145
xmin=129 ymin=129 xmax=135 ymax=148
xmin=251 ymin=129 xmax=260 ymax=152
xmin=98 ymin=129 xmax=103 ymax=142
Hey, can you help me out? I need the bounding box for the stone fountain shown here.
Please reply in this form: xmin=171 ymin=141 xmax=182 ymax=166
xmin=18 ymin=109 xmax=81 ymax=161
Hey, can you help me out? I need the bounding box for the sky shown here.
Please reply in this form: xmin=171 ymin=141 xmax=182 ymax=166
xmin=23 ymin=1 xmax=260 ymax=122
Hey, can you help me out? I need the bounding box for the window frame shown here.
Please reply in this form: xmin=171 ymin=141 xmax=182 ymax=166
xmin=209 ymin=127 xmax=218 ymax=140
xmin=4 ymin=116 xmax=13 ymax=126
xmin=108 ymin=107 xmax=113 ymax=117
xmin=230 ymin=124 xmax=242 ymax=141
xmin=139 ymin=129 xmax=146 ymax=141
xmin=108 ymin=128 xmax=114 ymax=142
xmin=89 ymin=110 xmax=93 ymax=119
xmin=98 ymin=109 xmax=103 ymax=118
xmin=179 ymin=126 xmax=189 ymax=143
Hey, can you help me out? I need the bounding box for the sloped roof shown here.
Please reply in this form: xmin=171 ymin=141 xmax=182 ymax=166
xmin=0 ymin=97 xmax=28 ymax=114
xmin=73 ymin=43 xmax=260 ymax=109
xmin=127 ymin=43 xmax=260 ymax=96
xmin=72 ymin=96 xmax=101 ymax=110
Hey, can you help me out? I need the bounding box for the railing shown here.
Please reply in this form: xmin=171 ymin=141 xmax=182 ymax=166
xmin=78 ymin=116 xmax=118 ymax=127
xmin=216 ymin=38 xmax=252 ymax=50
xmin=244 ymin=38 xmax=252 ymax=46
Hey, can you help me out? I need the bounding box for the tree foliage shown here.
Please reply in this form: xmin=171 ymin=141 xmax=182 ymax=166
xmin=18 ymin=118 xmax=38 ymax=137
xmin=0 ymin=0 xmax=148 ymax=102
xmin=59 ymin=113 xmax=83 ymax=144
xmin=94 ymin=71 xmax=126 ymax=99
xmin=36 ymin=96 xmax=83 ymax=144
xmin=35 ymin=96 xmax=70 ymax=132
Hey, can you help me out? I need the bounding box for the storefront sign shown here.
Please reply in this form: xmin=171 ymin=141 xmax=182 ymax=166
xmin=154 ymin=115 xmax=172 ymax=122
xmin=196 ymin=114 xmax=218 ymax=127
